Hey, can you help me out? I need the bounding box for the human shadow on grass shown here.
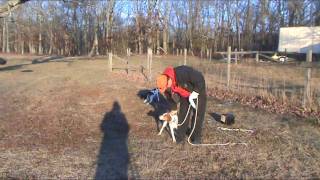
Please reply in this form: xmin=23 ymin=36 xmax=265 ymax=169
xmin=95 ymin=101 xmax=132 ymax=180
xmin=0 ymin=56 xmax=67 ymax=72
xmin=0 ymin=63 xmax=28 ymax=71
xmin=31 ymin=56 xmax=64 ymax=64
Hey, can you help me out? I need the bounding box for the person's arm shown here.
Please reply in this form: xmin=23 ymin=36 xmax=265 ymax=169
xmin=164 ymin=90 xmax=179 ymax=111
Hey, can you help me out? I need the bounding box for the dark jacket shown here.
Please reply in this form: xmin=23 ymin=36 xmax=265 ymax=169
xmin=163 ymin=66 xmax=206 ymax=110
xmin=174 ymin=66 xmax=206 ymax=94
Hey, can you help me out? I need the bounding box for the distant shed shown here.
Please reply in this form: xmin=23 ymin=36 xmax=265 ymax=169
xmin=278 ymin=26 xmax=320 ymax=54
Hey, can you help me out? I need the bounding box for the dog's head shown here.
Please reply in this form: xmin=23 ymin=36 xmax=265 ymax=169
xmin=159 ymin=113 xmax=171 ymax=121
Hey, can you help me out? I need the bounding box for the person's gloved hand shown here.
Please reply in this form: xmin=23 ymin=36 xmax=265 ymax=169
xmin=144 ymin=88 xmax=160 ymax=104
xmin=188 ymin=91 xmax=199 ymax=109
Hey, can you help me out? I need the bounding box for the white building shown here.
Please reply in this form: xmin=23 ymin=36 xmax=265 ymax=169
xmin=278 ymin=26 xmax=320 ymax=54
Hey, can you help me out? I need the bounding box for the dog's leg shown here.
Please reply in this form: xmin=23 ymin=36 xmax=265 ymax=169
xmin=158 ymin=121 xmax=168 ymax=135
xmin=169 ymin=125 xmax=176 ymax=143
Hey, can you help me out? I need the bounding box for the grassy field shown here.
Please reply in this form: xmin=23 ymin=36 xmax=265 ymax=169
xmin=0 ymin=54 xmax=319 ymax=178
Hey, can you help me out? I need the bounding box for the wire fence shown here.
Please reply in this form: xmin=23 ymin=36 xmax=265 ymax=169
xmin=108 ymin=47 xmax=320 ymax=110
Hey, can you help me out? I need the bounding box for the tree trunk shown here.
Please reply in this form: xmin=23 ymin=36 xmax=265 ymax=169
xmin=138 ymin=32 xmax=142 ymax=54
xmin=187 ymin=0 xmax=194 ymax=52
xmin=236 ymin=4 xmax=241 ymax=50
xmin=220 ymin=3 xmax=225 ymax=50
xmin=84 ymin=13 xmax=89 ymax=54
xmin=21 ymin=40 xmax=24 ymax=54
xmin=72 ymin=3 xmax=78 ymax=55
xmin=49 ymin=26 xmax=53 ymax=55
xmin=288 ymin=1 xmax=295 ymax=26
xmin=315 ymin=1 xmax=320 ymax=26
xmin=17 ymin=24 xmax=23 ymax=54
xmin=0 ymin=0 xmax=30 ymax=18
xmin=135 ymin=13 xmax=142 ymax=54
xmin=163 ymin=1 xmax=169 ymax=54
xmin=6 ymin=17 xmax=9 ymax=53
xmin=29 ymin=41 xmax=35 ymax=54
xmin=147 ymin=1 xmax=155 ymax=49
xmin=106 ymin=0 xmax=115 ymax=53
xmin=2 ymin=18 xmax=6 ymax=52
xmin=89 ymin=18 xmax=99 ymax=57
xmin=244 ymin=0 xmax=252 ymax=50
xmin=163 ymin=28 xmax=168 ymax=54
xmin=260 ymin=0 xmax=268 ymax=49
xmin=156 ymin=27 xmax=160 ymax=55
xmin=172 ymin=35 xmax=175 ymax=54
xmin=38 ymin=16 xmax=43 ymax=55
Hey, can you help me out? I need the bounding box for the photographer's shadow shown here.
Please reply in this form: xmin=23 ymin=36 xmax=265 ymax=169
xmin=95 ymin=101 xmax=130 ymax=179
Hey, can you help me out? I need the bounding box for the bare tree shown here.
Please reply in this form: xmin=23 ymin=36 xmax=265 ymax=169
xmin=162 ymin=0 xmax=170 ymax=54
xmin=0 ymin=0 xmax=316 ymax=56
xmin=0 ymin=0 xmax=29 ymax=18
xmin=2 ymin=17 xmax=6 ymax=52
xmin=105 ymin=0 xmax=115 ymax=53
xmin=37 ymin=2 xmax=43 ymax=55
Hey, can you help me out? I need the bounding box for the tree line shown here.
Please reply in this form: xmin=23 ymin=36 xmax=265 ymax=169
xmin=0 ymin=0 xmax=319 ymax=56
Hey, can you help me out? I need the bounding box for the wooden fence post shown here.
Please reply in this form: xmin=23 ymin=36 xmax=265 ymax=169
xmin=109 ymin=52 xmax=113 ymax=72
xmin=240 ymin=48 xmax=244 ymax=60
xmin=303 ymin=49 xmax=312 ymax=108
xmin=256 ymin=52 xmax=259 ymax=62
xmin=127 ymin=48 xmax=131 ymax=56
xmin=227 ymin=46 xmax=231 ymax=90
xmin=184 ymin=48 xmax=187 ymax=65
xmin=235 ymin=48 xmax=238 ymax=64
xmin=126 ymin=49 xmax=129 ymax=74
xmin=209 ymin=48 xmax=212 ymax=61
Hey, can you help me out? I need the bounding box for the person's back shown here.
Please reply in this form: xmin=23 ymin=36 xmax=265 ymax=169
xmin=174 ymin=66 xmax=206 ymax=94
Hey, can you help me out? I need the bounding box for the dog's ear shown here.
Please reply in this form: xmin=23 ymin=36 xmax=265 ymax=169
xmin=159 ymin=114 xmax=165 ymax=120
xmin=159 ymin=113 xmax=171 ymax=121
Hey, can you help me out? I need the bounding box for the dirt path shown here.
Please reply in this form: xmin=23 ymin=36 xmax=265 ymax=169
xmin=0 ymin=57 xmax=319 ymax=178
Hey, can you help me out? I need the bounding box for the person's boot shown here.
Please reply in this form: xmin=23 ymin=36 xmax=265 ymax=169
xmin=174 ymin=129 xmax=185 ymax=144
xmin=190 ymin=136 xmax=201 ymax=144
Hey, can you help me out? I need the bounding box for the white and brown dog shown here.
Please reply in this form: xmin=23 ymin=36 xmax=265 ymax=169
xmin=158 ymin=110 xmax=178 ymax=142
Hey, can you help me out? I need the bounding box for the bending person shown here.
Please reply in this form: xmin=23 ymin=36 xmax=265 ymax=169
xmin=156 ymin=66 xmax=207 ymax=144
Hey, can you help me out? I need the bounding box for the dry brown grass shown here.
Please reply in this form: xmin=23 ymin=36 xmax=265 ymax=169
xmin=0 ymin=54 xmax=319 ymax=179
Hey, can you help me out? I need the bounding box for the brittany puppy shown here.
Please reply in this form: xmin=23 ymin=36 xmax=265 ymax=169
xmin=158 ymin=110 xmax=178 ymax=142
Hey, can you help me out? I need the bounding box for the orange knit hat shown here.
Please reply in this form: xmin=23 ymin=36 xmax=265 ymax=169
xmin=156 ymin=74 xmax=168 ymax=93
